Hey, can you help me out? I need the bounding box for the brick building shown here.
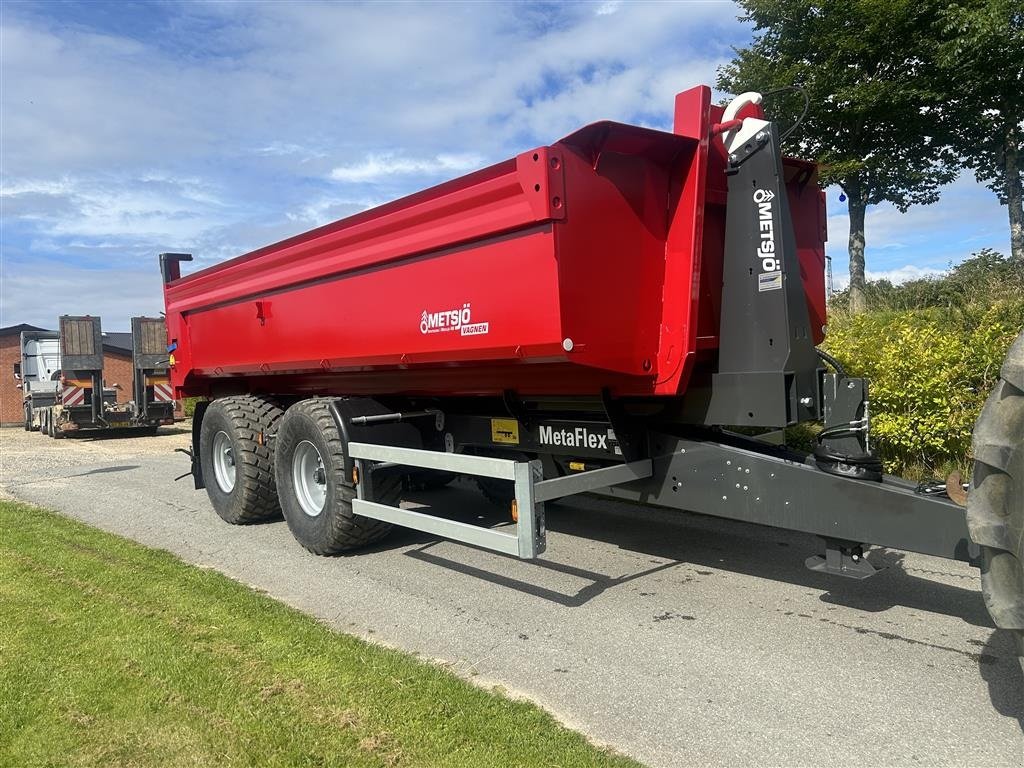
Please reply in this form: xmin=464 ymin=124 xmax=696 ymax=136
xmin=0 ymin=324 xmax=136 ymax=426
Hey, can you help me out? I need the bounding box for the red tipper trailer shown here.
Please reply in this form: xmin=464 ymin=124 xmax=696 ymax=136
xmin=161 ymin=85 xmax=1024 ymax=668
xmin=163 ymin=87 xmax=825 ymax=399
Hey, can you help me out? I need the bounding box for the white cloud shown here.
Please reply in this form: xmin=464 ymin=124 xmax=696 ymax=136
xmin=329 ymin=153 xmax=484 ymax=183
xmin=824 ymin=174 xmax=1010 ymax=276
xmin=830 ymin=264 xmax=946 ymax=291
xmin=2 ymin=174 xmax=231 ymax=243
xmin=286 ymin=196 xmax=382 ymax=226
xmin=0 ymin=262 xmax=165 ymax=330
xmin=1 ymin=178 xmax=74 ymax=197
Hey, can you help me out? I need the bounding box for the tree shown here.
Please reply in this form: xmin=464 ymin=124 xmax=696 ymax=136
xmin=717 ymin=0 xmax=958 ymax=313
xmin=935 ymin=0 xmax=1024 ymax=262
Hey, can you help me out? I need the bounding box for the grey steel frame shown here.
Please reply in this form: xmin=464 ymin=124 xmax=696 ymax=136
xmin=347 ymin=442 xmax=651 ymax=559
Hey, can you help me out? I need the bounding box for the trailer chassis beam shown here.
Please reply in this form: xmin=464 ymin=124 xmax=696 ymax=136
xmin=596 ymin=430 xmax=979 ymax=564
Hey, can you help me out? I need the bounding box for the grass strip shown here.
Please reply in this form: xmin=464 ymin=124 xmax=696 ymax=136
xmin=0 ymin=500 xmax=640 ymax=768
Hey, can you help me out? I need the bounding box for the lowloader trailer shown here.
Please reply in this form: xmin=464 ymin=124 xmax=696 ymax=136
xmin=38 ymin=315 xmax=175 ymax=437
xmin=161 ymin=85 xmax=1024 ymax=668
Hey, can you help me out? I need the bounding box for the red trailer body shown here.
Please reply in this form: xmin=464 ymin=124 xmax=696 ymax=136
xmin=157 ymin=84 xmax=1024 ymax=673
xmin=164 ymin=85 xmax=826 ymax=400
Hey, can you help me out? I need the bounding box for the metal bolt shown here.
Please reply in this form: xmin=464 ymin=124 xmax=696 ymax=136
xmin=755 ymin=131 xmax=767 ymax=142
xmin=729 ymin=154 xmax=737 ymax=163
xmin=562 ymin=337 xmax=574 ymax=352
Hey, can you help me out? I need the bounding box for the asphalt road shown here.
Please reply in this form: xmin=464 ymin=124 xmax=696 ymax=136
xmin=2 ymin=426 xmax=1021 ymax=767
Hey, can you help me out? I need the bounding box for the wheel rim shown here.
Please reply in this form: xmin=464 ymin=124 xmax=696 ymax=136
xmin=292 ymin=440 xmax=327 ymax=517
xmin=212 ymin=431 xmax=236 ymax=493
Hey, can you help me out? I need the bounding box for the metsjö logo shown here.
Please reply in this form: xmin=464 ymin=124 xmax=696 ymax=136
xmin=753 ymin=188 xmax=778 ymax=273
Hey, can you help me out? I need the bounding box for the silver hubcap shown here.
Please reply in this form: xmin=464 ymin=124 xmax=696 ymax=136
xmin=292 ymin=440 xmax=327 ymax=517
xmin=212 ymin=431 xmax=236 ymax=493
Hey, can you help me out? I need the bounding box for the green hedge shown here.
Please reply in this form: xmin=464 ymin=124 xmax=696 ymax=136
xmin=182 ymin=397 xmax=205 ymax=418
xmin=824 ymin=253 xmax=1023 ymax=477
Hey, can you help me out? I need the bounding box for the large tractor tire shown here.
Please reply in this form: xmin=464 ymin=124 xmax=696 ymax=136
xmin=967 ymin=329 xmax=1024 ymax=669
xmin=199 ymin=395 xmax=284 ymax=524
xmin=274 ymin=397 xmax=402 ymax=555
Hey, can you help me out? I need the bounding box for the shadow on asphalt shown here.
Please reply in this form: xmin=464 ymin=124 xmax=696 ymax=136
xmin=395 ymin=481 xmax=992 ymax=626
xmin=981 ymin=632 xmax=1024 ymax=732
xmin=80 ymin=465 xmax=141 ymax=476
xmin=6 ymin=465 xmax=142 ymax=489
xmin=391 ymin=480 xmax=1024 ymax=728
xmin=69 ymin=425 xmax=190 ymax=440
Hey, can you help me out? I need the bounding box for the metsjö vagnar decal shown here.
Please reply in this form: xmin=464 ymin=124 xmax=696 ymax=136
xmin=420 ymin=302 xmax=490 ymax=336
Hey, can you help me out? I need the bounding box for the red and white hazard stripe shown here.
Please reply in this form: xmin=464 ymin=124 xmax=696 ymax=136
xmin=153 ymin=382 xmax=174 ymax=402
xmin=62 ymin=385 xmax=86 ymax=407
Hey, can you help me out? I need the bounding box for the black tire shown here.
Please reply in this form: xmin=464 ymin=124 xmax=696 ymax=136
xmin=474 ymin=450 xmax=530 ymax=512
xmin=199 ymin=395 xmax=284 ymax=524
xmin=274 ymin=398 xmax=401 ymax=555
xmin=967 ymin=329 xmax=1024 ymax=668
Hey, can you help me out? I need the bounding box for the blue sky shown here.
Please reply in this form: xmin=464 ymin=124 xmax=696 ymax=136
xmin=1 ymin=0 xmax=1012 ymax=331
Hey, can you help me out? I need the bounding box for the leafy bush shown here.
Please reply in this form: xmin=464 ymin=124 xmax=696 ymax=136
xmin=182 ymin=397 xmax=205 ymax=418
xmin=824 ymin=251 xmax=1024 ymax=477
xmin=829 ymin=249 xmax=1024 ymax=314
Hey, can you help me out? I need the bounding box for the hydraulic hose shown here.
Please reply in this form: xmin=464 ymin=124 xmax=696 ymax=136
xmin=762 ymin=85 xmax=810 ymax=142
xmin=815 ymin=348 xmax=847 ymax=377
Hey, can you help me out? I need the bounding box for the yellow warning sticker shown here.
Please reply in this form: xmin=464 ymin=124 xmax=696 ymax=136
xmin=490 ymin=418 xmax=520 ymax=445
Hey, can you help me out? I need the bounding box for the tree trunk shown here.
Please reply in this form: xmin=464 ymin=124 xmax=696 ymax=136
xmin=1004 ymin=136 xmax=1023 ymax=262
xmin=847 ymin=190 xmax=868 ymax=314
